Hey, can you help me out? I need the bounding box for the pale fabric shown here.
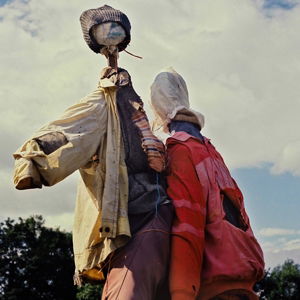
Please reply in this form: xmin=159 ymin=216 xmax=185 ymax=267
xmin=13 ymin=79 xmax=130 ymax=283
xmin=92 ymin=22 xmax=125 ymax=58
xmin=92 ymin=22 xmax=126 ymax=46
xmin=150 ymin=67 xmax=205 ymax=133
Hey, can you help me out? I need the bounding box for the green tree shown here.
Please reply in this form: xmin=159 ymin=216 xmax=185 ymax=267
xmin=0 ymin=215 xmax=77 ymax=300
xmin=256 ymin=259 xmax=300 ymax=300
xmin=76 ymin=283 xmax=103 ymax=300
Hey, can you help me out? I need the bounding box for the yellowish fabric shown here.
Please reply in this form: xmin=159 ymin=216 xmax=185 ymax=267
xmin=13 ymin=80 xmax=130 ymax=283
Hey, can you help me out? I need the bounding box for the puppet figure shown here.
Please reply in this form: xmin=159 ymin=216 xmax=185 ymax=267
xmin=13 ymin=5 xmax=173 ymax=300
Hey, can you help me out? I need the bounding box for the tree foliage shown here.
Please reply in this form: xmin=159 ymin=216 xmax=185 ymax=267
xmin=1 ymin=215 xmax=300 ymax=299
xmin=76 ymin=283 xmax=102 ymax=300
xmin=256 ymin=259 xmax=300 ymax=300
xmin=0 ymin=215 xmax=103 ymax=300
xmin=0 ymin=215 xmax=76 ymax=300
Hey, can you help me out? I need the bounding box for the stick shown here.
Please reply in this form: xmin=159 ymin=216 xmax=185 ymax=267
xmin=108 ymin=53 xmax=118 ymax=70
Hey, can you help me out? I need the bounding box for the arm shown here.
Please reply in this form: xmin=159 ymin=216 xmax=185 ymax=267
xmin=13 ymin=89 xmax=107 ymax=189
xmin=167 ymin=142 xmax=206 ymax=299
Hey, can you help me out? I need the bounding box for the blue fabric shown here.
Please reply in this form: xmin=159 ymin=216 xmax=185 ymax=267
xmin=169 ymin=120 xmax=204 ymax=141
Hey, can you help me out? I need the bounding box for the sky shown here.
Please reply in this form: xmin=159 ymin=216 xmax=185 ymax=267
xmin=1 ymin=0 xmax=300 ymax=269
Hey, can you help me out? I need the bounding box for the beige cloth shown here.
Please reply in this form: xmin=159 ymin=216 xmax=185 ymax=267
xmin=13 ymin=78 xmax=130 ymax=284
xmin=150 ymin=67 xmax=205 ymax=132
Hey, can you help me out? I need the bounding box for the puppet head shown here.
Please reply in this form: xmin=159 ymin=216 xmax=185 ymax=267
xmin=80 ymin=5 xmax=132 ymax=69
xmin=80 ymin=5 xmax=131 ymax=54
xmin=150 ymin=67 xmax=205 ymax=133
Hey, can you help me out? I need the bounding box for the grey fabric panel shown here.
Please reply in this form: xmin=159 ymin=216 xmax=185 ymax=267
xmin=116 ymin=80 xmax=168 ymax=216
xmin=128 ymin=172 xmax=167 ymax=215
xmin=116 ymin=84 xmax=148 ymax=174
xmin=34 ymin=132 xmax=68 ymax=155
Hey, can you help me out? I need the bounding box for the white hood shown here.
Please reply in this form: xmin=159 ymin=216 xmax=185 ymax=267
xmin=150 ymin=67 xmax=205 ymax=132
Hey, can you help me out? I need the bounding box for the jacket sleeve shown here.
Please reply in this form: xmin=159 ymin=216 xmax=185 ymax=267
xmin=13 ymin=89 xmax=108 ymax=189
xmin=167 ymin=142 xmax=206 ymax=298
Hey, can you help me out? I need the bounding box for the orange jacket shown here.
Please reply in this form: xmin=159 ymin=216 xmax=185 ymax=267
xmin=167 ymin=132 xmax=264 ymax=300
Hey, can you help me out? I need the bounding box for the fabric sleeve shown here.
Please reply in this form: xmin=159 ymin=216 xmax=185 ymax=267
xmin=13 ymin=89 xmax=107 ymax=189
xmin=167 ymin=142 xmax=206 ymax=299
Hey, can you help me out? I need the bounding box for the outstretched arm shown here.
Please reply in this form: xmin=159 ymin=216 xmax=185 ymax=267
xmin=13 ymin=88 xmax=107 ymax=189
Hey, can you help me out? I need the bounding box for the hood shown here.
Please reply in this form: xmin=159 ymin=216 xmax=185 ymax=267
xmin=150 ymin=67 xmax=205 ymax=133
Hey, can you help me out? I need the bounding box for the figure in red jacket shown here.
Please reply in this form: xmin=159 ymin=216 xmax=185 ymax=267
xmin=150 ymin=68 xmax=265 ymax=300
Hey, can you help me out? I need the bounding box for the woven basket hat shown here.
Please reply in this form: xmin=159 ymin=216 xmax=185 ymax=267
xmin=80 ymin=5 xmax=131 ymax=53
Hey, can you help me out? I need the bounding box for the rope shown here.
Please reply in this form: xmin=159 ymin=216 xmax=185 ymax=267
xmin=124 ymin=49 xmax=143 ymax=59
xmin=155 ymin=172 xmax=161 ymax=216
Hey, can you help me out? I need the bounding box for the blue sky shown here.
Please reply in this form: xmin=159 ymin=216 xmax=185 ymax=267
xmin=233 ymin=167 xmax=300 ymax=230
xmin=263 ymin=0 xmax=298 ymax=10
xmin=1 ymin=0 xmax=300 ymax=268
xmin=0 ymin=0 xmax=9 ymax=5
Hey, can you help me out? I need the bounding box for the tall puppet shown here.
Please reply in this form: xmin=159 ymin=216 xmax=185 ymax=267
xmin=13 ymin=5 xmax=172 ymax=299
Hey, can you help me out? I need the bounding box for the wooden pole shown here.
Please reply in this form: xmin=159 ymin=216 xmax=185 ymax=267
xmin=107 ymin=53 xmax=118 ymax=70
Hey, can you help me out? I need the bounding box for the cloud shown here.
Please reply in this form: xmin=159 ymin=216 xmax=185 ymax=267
xmin=284 ymin=239 xmax=300 ymax=251
xmin=271 ymin=140 xmax=300 ymax=175
xmin=264 ymin=248 xmax=300 ymax=268
xmin=0 ymin=168 xmax=78 ymax=217
xmin=44 ymin=212 xmax=74 ymax=232
xmin=259 ymin=227 xmax=300 ymax=237
xmin=1 ymin=0 xmax=300 ymax=171
xmin=257 ymin=227 xmax=300 ymax=267
xmin=1 ymin=0 xmax=300 ymax=270
xmin=257 ymin=234 xmax=300 ymax=267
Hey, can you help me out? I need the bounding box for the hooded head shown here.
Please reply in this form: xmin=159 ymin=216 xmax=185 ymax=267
xmin=150 ymin=67 xmax=205 ymax=133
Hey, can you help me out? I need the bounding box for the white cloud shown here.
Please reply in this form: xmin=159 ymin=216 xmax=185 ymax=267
xmin=283 ymin=238 xmax=300 ymax=251
xmin=259 ymin=227 xmax=300 ymax=237
xmin=257 ymin=234 xmax=300 ymax=267
xmin=271 ymin=140 xmax=300 ymax=175
xmin=264 ymin=248 xmax=300 ymax=268
xmin=1 ymin=0 xmax=300 ymax=170
xmin=0 ymin=168 xmax=78 ymax=216
xmin=44 ymin=212 xmax=74 ymax=232
xmin=1 ymin=0 xmax=300 ymax=270
xmin=257 ymin=228 xmax=300 ymax=266
xmin=257 ymin=227 xmax=300 ymax=266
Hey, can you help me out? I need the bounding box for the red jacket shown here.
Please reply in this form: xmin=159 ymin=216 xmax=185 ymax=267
xmin=167 ymin=132 xmax=264 ymax=300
